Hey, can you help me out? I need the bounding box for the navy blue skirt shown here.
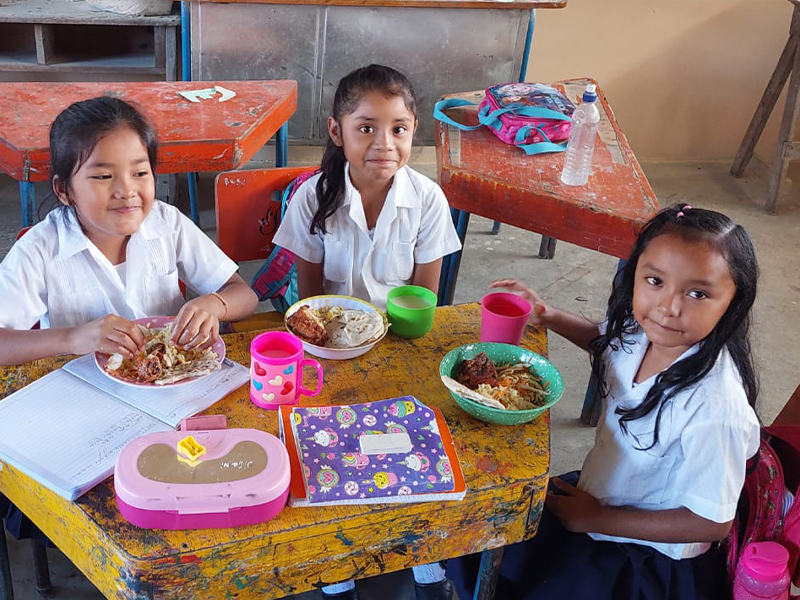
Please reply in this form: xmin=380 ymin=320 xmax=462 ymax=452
xmin=448 ymin=473 xmax=731 ymax=600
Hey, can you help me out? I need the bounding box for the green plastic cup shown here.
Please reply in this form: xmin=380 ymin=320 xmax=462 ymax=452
xmin=386 ymin=285 xmax=437 ymax=339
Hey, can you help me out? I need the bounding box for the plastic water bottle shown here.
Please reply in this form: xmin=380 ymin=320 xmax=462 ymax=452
xmin=560 ymin=84 xmax=600 ymax=186
xmin=733 ymin=541 xmax=791 ymax=600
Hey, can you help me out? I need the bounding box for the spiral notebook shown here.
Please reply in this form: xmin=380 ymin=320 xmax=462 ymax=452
xmin=279 ymin=396 xmax=466 ymax=506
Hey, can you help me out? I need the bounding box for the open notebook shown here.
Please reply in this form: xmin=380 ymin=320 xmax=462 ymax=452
xmin=0 ymin=354 xmax=249 ymax=501
xmin=279 ymin=396 xmax=466 ymax=506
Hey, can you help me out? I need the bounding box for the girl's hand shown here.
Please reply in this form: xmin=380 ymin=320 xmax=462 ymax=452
xmin=545 ymin=477 xmax=605 ymax=533
xmin=490 ymin=279 xmax=549 ymax=325
xmin=170 ymin=296 xmax=221 ymax=350
xmin=70 ymin=315 xmax=145 ymax=358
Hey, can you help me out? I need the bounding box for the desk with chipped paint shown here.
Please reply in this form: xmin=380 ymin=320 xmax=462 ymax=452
xmin=435 ymin=78 xmax=660 ymax=304
xmin=0 ymin=80 xmax=297 ymax=227
xmin=0 ymin=304 xmax=550 ymax=599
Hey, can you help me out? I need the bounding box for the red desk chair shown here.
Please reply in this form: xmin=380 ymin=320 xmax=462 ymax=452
xmin=214 ymin=166 xmax=316 ymax=332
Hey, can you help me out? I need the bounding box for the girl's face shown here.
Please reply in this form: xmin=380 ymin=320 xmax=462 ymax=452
xmin=327 ymin=90 xmax=417 ymax=189
xmin=632 ymin=232 xmax=737 ymax=358
xmin=55 ymin=126 xmax=155 ymax=253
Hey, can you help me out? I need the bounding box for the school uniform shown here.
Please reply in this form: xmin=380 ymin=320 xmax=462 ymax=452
xmin=449 ymin=325 xmax=761 ymax=600
xmin=0 ymin=201 xmax=237 ymax=330
xmin=272 ymin=164 xmax=461 ymax=309
xmin=0 ymin=201 xmax=237 ymax=540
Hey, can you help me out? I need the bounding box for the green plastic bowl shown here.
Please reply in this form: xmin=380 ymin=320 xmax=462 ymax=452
xmin=387 ymin=285 xmax=437 ymax=339
xmin=439 ymin=343 xmax=564 ymax=425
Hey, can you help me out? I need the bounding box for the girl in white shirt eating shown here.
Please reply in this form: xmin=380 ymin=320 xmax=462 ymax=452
xmin=272 ymin=64 xmax=461 ymax=311
xmin=0 ymin=96 xmax=258 ymax=366
xmin=449 ymin=204 xmax=761 ymax=600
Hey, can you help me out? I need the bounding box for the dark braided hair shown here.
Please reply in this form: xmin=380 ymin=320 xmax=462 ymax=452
xmin=589 ymin=203 xmax=759 ymax=450
xmin=310 ymin=64 xmax=418 ymax=234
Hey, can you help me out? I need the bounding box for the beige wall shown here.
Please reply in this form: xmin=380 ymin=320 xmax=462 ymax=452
xmin=528 ymin=0 xmax=792 ymax=162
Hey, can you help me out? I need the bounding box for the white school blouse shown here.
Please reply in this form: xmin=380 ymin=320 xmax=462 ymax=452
xmin=578 ymin=326 xmax=760 ymax=560
xmin=0 ymin=201 xmax=238 ymax=330
xmin=272 ymin=164 xmax=462 ymax=309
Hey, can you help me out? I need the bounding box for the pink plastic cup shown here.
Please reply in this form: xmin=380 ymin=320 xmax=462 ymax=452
xmin=249 ymin=331 xmax=323 ymax=409
xmin=480 ymin=292 xmax=533 ymax=345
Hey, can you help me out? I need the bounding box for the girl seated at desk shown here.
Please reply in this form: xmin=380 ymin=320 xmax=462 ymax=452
xmin=0 ymin=96 xmax=258 ymax=366
xmin=0 ymin=96 xmax=257 ymax=542
xmin=272 ymin=64 xmax=461 ymax=600
xmin=449 ymin=205 xmax=761 ymax=600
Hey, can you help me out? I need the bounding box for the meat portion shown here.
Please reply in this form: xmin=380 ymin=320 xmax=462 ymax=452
xmin=455 ymin=352 xmax=498 ymax=390
xmin=287 ymin=305 xmax=327 ymax=346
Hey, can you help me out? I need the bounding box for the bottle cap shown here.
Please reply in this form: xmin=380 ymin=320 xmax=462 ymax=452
xmin=740 ymin=541 xmax=790 ymax=583
xmin=582 ymin=84 xmax=598 ymax=103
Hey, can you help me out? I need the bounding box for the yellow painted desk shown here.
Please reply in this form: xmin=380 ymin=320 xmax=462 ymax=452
xmin=0 ymin=304 xmax=550 ymax=599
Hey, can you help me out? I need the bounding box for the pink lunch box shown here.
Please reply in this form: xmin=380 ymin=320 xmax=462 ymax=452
xmin=114 ymin=415 xmax=290 ymax=529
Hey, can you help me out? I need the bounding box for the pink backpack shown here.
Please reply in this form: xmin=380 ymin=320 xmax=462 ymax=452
xmin=433 ymin=82 xmax=575 ymax=155
xmin=726 ymin=424 xmax=800 ymax=592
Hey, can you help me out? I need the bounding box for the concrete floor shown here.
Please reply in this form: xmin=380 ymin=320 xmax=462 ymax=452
xmin=1 ymin=156 xmax=799 ymax=599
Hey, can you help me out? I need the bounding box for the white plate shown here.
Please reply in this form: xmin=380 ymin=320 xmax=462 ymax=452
xmin=94 ymin=316 xmax=226 ymax=387
xmin=284 ymin=295 xmax=389 ymax=360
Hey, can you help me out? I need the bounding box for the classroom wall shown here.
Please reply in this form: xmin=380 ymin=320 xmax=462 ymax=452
xmin=528 ymin=0 xmax=792 ymax=162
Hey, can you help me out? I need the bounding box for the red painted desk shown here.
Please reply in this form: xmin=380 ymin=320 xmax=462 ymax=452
xmin=435 ymin=78 xmax=659 ymax=304
xmin=0 ymin=80 xmax=297 ymax=226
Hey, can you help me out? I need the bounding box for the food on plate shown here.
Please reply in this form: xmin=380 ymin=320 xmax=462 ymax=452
xmin=104 ymin=323 xmax=220 ymax=385
xmin=286 ymin=305 xmax=327 ymax=346
xmin=287 ymin=304 xmax=386 ymax=349
xmin=455 ymin=352 xmax=550 ymax=411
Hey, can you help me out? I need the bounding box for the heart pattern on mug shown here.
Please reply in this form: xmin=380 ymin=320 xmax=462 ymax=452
xmin=283 ymin=365 xmax=294 ymax=375
xmin=261 ymin=392 xmax=275 ymax=402
xmin=252 ymin=379 xmax=263 ymax=391
xmin=253 ymin=362 xmax=266 ymax=376
xmin=268 ymin=375 xmax=283 ymax=386
xmin=281 ymin=381 xmax=294 ymax=396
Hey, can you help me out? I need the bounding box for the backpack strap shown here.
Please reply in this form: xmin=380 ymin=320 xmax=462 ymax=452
xmin=432 ymin=98 xmax=483 ymax=131
xmin=250 ymin=170 xmax=318 ymax=310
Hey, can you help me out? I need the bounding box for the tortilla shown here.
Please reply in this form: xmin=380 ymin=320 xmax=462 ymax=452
xmin=441 ymin=376 xmax=506 ymax=409
xmin=325 ymin=309 xmax=386 ymax=348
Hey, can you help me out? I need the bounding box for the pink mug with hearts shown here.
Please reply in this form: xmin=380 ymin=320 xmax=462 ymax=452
xmin=249 ymin=331 xmax=323 ymax=409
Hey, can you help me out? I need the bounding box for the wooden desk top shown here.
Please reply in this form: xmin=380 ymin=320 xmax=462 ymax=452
xmin=193 ymin=0 xmax=566 ymax=10
xmin=0 ymin=304 xmax=551 ymax=600
xmin=436 ymin=78 xmax=659 ymax=259
xmin=0 ymin=80 xmax=297 ymax=182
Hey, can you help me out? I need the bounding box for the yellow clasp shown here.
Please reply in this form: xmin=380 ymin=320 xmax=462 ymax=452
xmin=176 ymin=435 xmax=206 ymax=465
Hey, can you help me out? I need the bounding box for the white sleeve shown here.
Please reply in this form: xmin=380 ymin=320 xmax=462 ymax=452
xmin=672 ymin=412 xmax=760 ymax=523
xmin=413 ymin=184 xmax=462 ymax=265
xmin=272 ymin=180 xmax=325 ymax=264
xmin=171 ymin=209 xmax=238 ymax=294
xmin=0 ymin=236 xmax=48 ymax=330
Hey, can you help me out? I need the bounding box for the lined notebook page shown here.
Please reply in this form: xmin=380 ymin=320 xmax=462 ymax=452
xmin=63 ymin=354 xmax=250 ymax=427
xmin=0 ymin=370 xmax=169 ymax=500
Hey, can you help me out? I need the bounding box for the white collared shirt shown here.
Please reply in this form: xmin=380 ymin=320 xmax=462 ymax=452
xmin=578 ymin=325 xmax=760 ymax=559
xmin=272 ymin=164 xmax=462 ymax=309
xmin=0 ymin=201 xmax=238 ymax=329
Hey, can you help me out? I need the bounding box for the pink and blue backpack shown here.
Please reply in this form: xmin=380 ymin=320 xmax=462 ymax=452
xmin=725 ymin=424 xmax=800 ymax=593
xmin=250 ymin=169 xmax=318 ymax=313
xmin=433 ymin=82 xmax=575 ymax=155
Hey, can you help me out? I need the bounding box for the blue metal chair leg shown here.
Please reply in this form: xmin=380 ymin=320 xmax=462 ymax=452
xmin=440 ymin=209 xmax=470 ymax=306
xmin=187 ymin=172 xmax=200 ymax=226
xmin=473 ymin=547 xmax=504 ymax=600
xmin=275 ymin=122 xmax=289 ymax=168
xmin=19 ymin=181 xmax=35 ymax=228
